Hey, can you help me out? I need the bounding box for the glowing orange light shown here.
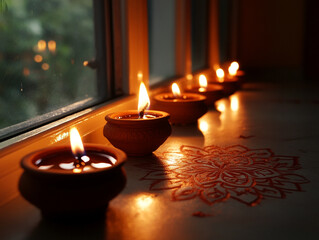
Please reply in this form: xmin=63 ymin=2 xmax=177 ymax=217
xmin=23 ymin=67 xmax=30 ymax=76
xmin=171 ymin=83 xmax=182 ymax=98
xmin=216 ymin=68 xmax=225 ymax=82
xmin=70 ymin=127 xmax=85 ymax=158
xmin=37 ymin=40 xmax=46 ymax=52
xmin=228 ymin=65 xmax=237 ymax=76
xmin=199 ymin=74 xmax=208 ymax=88
xmin=230 ymin=61 xmax=239 ymax=71
xmin=41 ymin=63 xmax=49 ymax=71
xmin=83 ymin=60 xmax=88 ymax=66
xmin=138 ymin=82 xmax=150 ymax=118
xmin=230 ymin=96 xmax=239 ymax=111
xmin=48 ymin=40 xmax=56 ymax=53
xmin=34 ymin=54 xmax=43 ymax=63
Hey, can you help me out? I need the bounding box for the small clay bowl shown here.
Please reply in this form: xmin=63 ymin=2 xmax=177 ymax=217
xmin=152 ymin=93 xmax=207 ymax=124
xmin=19 ymin=144 xmax=127 ymax=220
xmin=231 ymin=70 xmax=246 ymax=86
xmin=235 ymin=70 xmax=245 ymax=80
xmin=211 ymin=77 xmax=241 ymax=97
xmin=103 ymin=110 xmax=171 ymax=156
xmin=184 ymin=84 xmax=224 ymax=107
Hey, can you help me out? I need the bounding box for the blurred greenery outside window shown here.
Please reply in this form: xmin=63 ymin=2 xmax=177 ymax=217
xmin=0 ymin=0 xmax=105 ymax=140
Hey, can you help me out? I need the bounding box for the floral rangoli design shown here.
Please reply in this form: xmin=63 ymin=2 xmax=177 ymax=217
xmin=137 ymin=145 xmax=309 ymax=207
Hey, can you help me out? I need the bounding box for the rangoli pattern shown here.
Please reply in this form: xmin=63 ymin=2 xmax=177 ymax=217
xmin=137 ymin=145 xmax=309 ymax=207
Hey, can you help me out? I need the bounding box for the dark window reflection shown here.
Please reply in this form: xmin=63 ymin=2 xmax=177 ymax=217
xmin=148 ymin=0 xmax=176 ymax=84
xmin=191 ymin=0 xmax=208 ymax=72
xmin=0 ymin=0 xmax=99 ymax=138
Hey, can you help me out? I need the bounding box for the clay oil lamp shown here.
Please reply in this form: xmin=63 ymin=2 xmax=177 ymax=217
xmin=104 ymin=82 xmax=171 ymax=157
xmin=213 ymin=68 xmax=240 ymax=97
xmin=152 ymin=83 xmax=207 ymax=124
xmin=228 ymin=61 xmax=245 ymax=80
xmin=19 ymin=127 xmax=127 ymax=220
xmin=185 ymin=74 xmax=224 ymax=108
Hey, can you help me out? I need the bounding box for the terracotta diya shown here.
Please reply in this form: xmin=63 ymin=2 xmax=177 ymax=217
xmin=104 ymin=82 xmax=171 ymax=157
xmin=228 ymin=61 xmax=245 ymax=80
xmin=184 ymin=74 xmax=224 ymax=107
xmin=152 ymin=83 xmax=207 ymax=124
xmin=211 ymin=68 xmax=240 ymax=97
xmin=19 ymin=128 xmax=127 ymax=220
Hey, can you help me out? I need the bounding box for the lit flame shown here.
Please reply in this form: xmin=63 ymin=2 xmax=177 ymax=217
xmin=37 ymin=40 xmax=46 ymax=52
xmin=171 ymin=83 xmax=182 ymax=98
xmin=216 ymin=68 xmax=225 ymax=82
xmin=230 ymin=96 xmax=239 ymax=111
xmin=230 ymin=61 xmax=239 ymax=71
xmin=138 ymin=82 xmax=150 ymax=118
xmin=199 ymin=74 xmax=208 ymax=88
xmin=70 ymin=127 xmax=85 ymax=158
xmin=228 ymin=61 xmax=239 ymax=77
xmin=228 ymin=65 xmax=237 ymax=76
xmin=48 ymin=40 xmax=56 ymax=53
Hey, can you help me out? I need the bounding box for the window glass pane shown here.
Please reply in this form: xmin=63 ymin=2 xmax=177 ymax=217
xmin=191 ymin=0 xmax=208 ymax=72
xmin=0 ymin=0 xmax=101 ymax=138
xmin=148 ymin=0 xmax=176 ymax=84
xmin=218 ymin=0 xmax=230 ymax=63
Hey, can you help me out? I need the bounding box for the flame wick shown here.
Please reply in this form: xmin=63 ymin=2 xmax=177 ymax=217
xmin=138 ymin=82 xmax=150 ymax=118
xmin=216 ymin=68 xmax=225 ymax=82
xmin=138 ymin=108 xmax=146 ymax=119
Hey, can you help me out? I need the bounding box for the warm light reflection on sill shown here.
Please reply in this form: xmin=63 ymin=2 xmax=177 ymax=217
xmin=199 ymin=120 xmax=209 ymax=133
xmin=230 ymin=95 xmax=239 ymax=112
xmin=135 ymin=193 xmax=155 ymax=210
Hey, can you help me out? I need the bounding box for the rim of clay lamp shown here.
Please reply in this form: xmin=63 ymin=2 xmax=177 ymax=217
xmin=154 ymin=93 xmax=206 ymax=103
xmin=186 ymin=84 xmax=223 ymax=92
xmin=21 ymin=144 xmax=126 ymax=177
xmin=212 ymin=76 xmax=239 ymax=83
xmin=105 ymin=110 xmax=170 ymax=124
